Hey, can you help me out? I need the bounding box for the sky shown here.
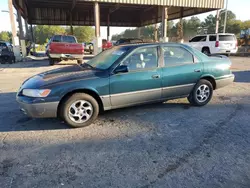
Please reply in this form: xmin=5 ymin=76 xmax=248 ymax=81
xmin=0 ymin=0 xmax=249 ymax=39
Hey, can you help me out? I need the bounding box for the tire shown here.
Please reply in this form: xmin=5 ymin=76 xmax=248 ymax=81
xmin=8 ymin=56 xmax=15 ymax=64
xmin=49 ymin=58 xmax=55 ymax=66
xmin=188 ymin=79 xmax=213 ymax=106
xmin=12 ymin=56 xmax=16 ymax=63
xmin=202 ymin=48 xmax=210 ymax=56
xmin=77 ymin=59 xmax=83 ymax=65
xmin=60 ymin=93 xmax=99 ymax=128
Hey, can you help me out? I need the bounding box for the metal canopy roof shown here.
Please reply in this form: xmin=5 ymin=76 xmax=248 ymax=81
xmin=13 ymin=0 xmax=224 ymax=27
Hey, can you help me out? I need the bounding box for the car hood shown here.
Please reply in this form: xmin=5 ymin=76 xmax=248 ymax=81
xmin=21 ymin=65 xmax=104 ymax=89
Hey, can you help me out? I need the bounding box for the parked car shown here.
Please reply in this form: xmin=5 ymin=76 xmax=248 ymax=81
xmin=102 ymin=39 xmax=113 ymax=51
xmin=188 ymin=33 xmax=238 ymax=55
xmin=114 ymin=38 xmax=144 ymax=46
xmin=46 ymin=35 xmax=84 ymax=65
xmin=17 ymin=43 xmax=234 ymax=128
xmin=84 ymin=42 xmax=94 ymax=54
xmin=0 ymin=41 xmax=15 ymax=64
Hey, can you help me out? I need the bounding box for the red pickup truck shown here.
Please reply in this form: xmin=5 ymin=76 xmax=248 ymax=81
xmin=102 ymin=39 xmax=113 ymax=51
xmin=46 ymin=35 xmax=84 ymax=65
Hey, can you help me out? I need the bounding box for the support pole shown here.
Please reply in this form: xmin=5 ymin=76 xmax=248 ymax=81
xmin=24 ymin=19 xmax=29 ymax=40
xmin=8 ymin=0 xmax=17 ymax=46
xmin=30 ymin=24 xmax=36 ymax=53
xmin=94 ymin=2 xmax=101 ymax=55
xmin=178 ymin=8 xmax=184 ymax=43
xmin=17 ymin=9 xmax=27 ymax=58
xmin=161 ymin=6 xmax=168 ymax=42
xmin=70 ymin=13 xmax=73 ymax=35
xmin=154 ymin=24 xmax=158 ymax=42
xmin=107 ymin=13 xmax=110 ymax=41
xmin=223 ymin=0 xmax=228 ymax=33
xmin=70 ymin=26 xmax=73 ymax=35
xmin=215 ymin=10 xmax=220 ymax=34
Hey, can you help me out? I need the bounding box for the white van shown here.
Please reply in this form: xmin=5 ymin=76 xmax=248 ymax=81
xmin=188 ymin=33 xmax=238 ymax=55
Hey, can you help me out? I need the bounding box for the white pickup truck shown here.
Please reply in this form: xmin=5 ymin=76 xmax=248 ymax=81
xmin=188 ymin=33 xmax=238 ymax=55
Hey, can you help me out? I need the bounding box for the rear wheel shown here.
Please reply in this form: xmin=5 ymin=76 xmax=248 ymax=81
xmin=60 ymin=93 xmax=99 ymax=128
xmin=49 ymin=58 xmax=55 ymax=66
xmin=188 ymin=79 xmax=213 ymax=106
xmin=77 ymin=59 xmax=83 ymax=65
xmin=8 ymin=56 xmax=15 ymax=64
xmin=202 ymin=48 xmax=210 ymax=56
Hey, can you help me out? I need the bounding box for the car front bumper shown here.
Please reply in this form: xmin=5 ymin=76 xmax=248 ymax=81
xmin=216 ymin=74 xmax=235 ymax=89
xmin=17 ymin=96 xmax=59 ymax=118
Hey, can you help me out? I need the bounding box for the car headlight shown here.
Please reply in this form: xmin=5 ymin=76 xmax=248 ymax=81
xmin=22 ymin=89 xmax=51 ymax=97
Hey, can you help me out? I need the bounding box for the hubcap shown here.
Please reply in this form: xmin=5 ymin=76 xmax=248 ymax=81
xmin=68 ymin=100 xmax=93 ymax=123
xmin=196 ymin=84 xmax=210 ymax=103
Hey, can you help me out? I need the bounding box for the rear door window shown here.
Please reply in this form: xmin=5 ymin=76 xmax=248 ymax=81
xmin=190 ymin=36 xmax=207 ymax=42
xmin=219 ymin=35 xmax=235 ymax=41
xmin=52 ymin=35 xmax=62 ymax=42
xmin=209 ymin=35 xmax=216 ymax=41
xmin=163 ymin=46 xmax=194 ymax=66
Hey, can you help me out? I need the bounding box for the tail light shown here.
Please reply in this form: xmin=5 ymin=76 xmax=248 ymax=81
xmin=215 ymin=41 xmax=219 ymax=47
xmin=235 ymin=40 xmax=238 ymax=49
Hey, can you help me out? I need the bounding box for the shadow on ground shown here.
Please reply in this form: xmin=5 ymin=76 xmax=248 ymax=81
xmin=0 ymin=92 xmax=192 ymax=132
xmin=233 ymin=70 xmax=250 ymax=83
xmin=0 ymin=55 xmax=93 ymax=69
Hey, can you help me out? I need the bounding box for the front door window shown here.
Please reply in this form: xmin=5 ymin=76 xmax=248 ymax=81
xmin=120 ymin=47 xmax=158 ymax=71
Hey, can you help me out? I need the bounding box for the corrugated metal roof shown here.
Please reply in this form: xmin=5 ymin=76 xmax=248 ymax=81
xmin=82 ymin=0 xmax=224 ymax=8
xmin=14 ymin=0 xmax=224 ymax=26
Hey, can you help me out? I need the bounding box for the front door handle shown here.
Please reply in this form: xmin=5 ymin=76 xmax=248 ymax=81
xmin=194 ymin=69 xmax=201 ymax=72
xmin=152 ymin=74 xmax=160 ymax=79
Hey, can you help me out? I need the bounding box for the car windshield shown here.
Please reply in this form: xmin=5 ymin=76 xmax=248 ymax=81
xmin=84 ymin=47 xmax=129 ymax=70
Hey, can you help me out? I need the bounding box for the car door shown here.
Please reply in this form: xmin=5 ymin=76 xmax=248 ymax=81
xmin=189 ymin=36 xmax=207 ymax=51
xmin=109 ymin=46 xmax=162 ymax=108
xmin=161 ymin=45 xmax=203 ymax=99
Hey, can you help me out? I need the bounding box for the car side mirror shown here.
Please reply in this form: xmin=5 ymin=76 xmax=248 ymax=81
xmin=114 ymin=65 xmax=128 ymax=74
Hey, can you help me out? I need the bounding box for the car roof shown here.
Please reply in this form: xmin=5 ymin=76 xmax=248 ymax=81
xmin=53 ymin=35 xmax=75 ymax=37
xmin=117 ymin=42 xmax=188 ymax=48
xmin=193 ymin=33 xmax=235 ymax=36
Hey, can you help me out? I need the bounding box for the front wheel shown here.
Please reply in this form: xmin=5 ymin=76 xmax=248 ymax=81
xmin=60 ymin=93 xmax=99 ymax=128
xmin=188 ymin=79 xmax=213 ymax=106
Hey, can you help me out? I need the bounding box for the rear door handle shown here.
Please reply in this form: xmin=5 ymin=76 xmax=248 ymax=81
xmin=194 ymin=69 xmax=201 ymax=72
xmin=152 ymin=74 xmax=160 ymax=79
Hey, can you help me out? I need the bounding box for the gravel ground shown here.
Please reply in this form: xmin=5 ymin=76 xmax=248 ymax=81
xmin=0 ymin=57 xmax=250 ymax=188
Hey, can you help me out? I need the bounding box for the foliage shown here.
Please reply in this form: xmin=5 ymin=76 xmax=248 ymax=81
xmin=111 ymin=10 xmax=249 ymax=42
xmin=66 ymin=26 xmax=94 ymax=43
xmin=0 ymin=31 xmax=12 ymax=42
xmin=33 ymin=25 xmax=65 ymax=44
xmin=32 ymin=25 xmax=95 ymax=44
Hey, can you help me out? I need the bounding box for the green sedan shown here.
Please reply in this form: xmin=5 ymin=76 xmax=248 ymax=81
xmin=17 ymin=43 xmax=234 ymax=128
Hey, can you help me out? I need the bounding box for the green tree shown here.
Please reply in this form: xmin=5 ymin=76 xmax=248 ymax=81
xmin=33 ymin=25 xmax=66 ymax=44
xmin=241 ymin=20 xmax=250 ymax=29
xmin=0 ymin=31 xmax=12 ymax=42
xmin=68 ymin=26 xmax=95 ymax=43
xmin=201 ymin=14 xmax=216 ymax=34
